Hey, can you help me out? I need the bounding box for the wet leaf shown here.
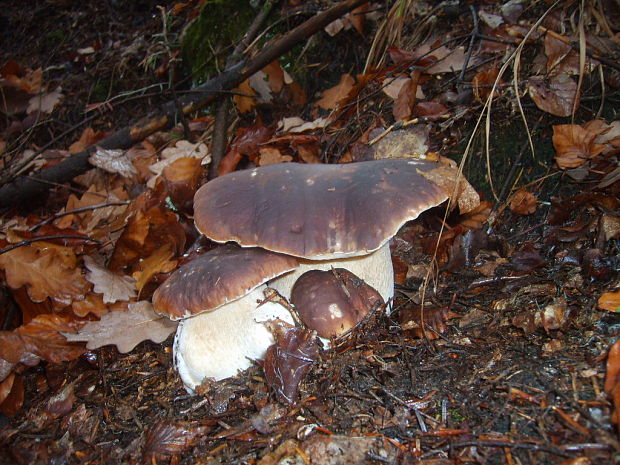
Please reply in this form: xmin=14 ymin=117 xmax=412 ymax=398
xmin=264 ymin=327 xmax=318 ymax=404
xmin=143 ymin=420 xmax=211 ymax=461
xmin=511 ymin=244 xmax=546 ymax=271
xmin=0 ymin=373 xmax=23 ymax=416
xmin=472 ymin=67 xmax=501 ymax=102
xmin=27 ymin=88 xmax=63 ymax=114
xmin=148 ymin=140 xmax=210 ymax=188
xmin=605 ymin=339 xmax=620 ymax=424
xmin=64 ymin=301 xmax=176 ymax=353
xmin=69 ymin=127 xmax=104 ymax=154
xmin=527 ymin=74 xmax=577 ymax=117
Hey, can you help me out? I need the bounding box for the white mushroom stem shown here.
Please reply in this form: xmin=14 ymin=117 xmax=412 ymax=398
xmin=268 ymin=242 xmax=394 ymax=303
xmin=174 ymin=285 xmax=294 ymax=392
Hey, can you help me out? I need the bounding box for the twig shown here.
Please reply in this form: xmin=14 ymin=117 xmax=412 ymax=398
xmin=28 ymin=200 xmax=130 ymax=231
xmin=457 ymin=5 xmax=479 ymax=93
xmin=0 ymin=235 xmax=102 ymax=255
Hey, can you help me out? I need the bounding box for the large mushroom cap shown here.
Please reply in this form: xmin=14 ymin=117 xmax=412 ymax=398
xmin=194 ymin=159 xmax=449 ymax=259
xmin=153 ymin=244 xmax=299 ymax=320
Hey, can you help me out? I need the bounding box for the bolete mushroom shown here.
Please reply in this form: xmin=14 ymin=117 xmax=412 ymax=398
xmin=152 ymin=244 xmax=298 ymax=391
xmin=194 ymin=158 xmax=453 ymax=301
xmin=290 ymin=268 xmax=384 ymax=339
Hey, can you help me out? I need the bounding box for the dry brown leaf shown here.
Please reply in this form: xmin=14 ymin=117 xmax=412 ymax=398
xmin=552 ymin=124 xmax=607 ymax=169
xmin=0 ymin=245 xmax=90 ymax=306
xmin=64 ymin=301 xmax=177 ymax=353
xmin=89 ymin=147 xmax=137 ymax=178
xmin=258 ymin=147 xmax=293 ymax=166
xmin=509 ymin=190 xmax=538 ymax=215
xmin=83 ymin=256 xmax=137 ymax=304
xmin=148 ymin=140 xmax=210 ymax=188
xmin=599 ymin=291 xmax=620 ymax=312
xmin=393 ymin=74 xmax=419 ymax=121
xmin=527 ymin=74 xmax=577 ymax=117
xmin=143 ymin=421 xmax=211 ymax=462
xmin=69 ymin=127 xmax=104 ymax=154
xmin=316 ymin=73 xmax=355 ymax=110
xmin=132 ymin=244 xmax=177 ymax=293
xmin=27 ymin=88 xmax=63 ymax=114
xmin=472 ymin=67 xmax=501 ymax=102
xmin=420 ymin=165 xmax=481 ymax=214
xmin=233 ymin=79 xmax=257 ymax=113
xmin=606 ymin=339 xmax=620 ymax=424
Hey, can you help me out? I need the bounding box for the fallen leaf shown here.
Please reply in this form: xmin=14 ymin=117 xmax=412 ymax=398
xmin=599 ymin=291 xmax=620 ymax=312
xmin=527 ymin=74 xmax=578 ymax=117
xmin=0 ymin=374 xmax=23 ymax=416
xmin=552 ymin=124 xmax=606 ymax=169
xmin=162 ymin=156 xmax=204 ymax=212
xmin=264 ymin=327 xmax=319 ymax=404
xmin=27 ymin=88 xmax=63 ymax=114
xmin=64 ymin=301 xmax=177 ymax=352
xmin=84 ymin=256 xmax=137 ymax=303
xmin=0 ymin=313 xmax=85 ymax=365
xmin=316 ymin=73 xmax=355 ymax=110
xmin=0 ymin=245 xmax=90 ymax=306
xmin=89 ymin=147 xmax=137 ymax=178
xmin=69 ymin=127 xmax=104 ymax=154
xmin=509 ymin=189 xmax=538 ymax=215
xmin=605 ymin=339 xmax=620 ymax=424
xmin=143 ymin=421 xmax=211 ymax=462
xmin=472 ymin=67 xmax=501 ymax=102
xmin=132 ymin=244 xmax=177 ymax=293
xmin=148 ymin=140 xmax=210 ymax=188
xmin=258 ymin=147 xmax=293 ymax=166
xmin=233 ymin=79 xmax=257 ymax=113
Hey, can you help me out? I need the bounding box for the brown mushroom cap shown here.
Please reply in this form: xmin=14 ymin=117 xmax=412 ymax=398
xmin=194 ymin=159 xmax=449 ymax=259
xmin=290 ymin=268 xmax=384 ymax=338
xmin=153 ymin=244 xmax=299 ymax=320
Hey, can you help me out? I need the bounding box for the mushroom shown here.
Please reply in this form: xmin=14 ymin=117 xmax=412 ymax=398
xmin=290 ymin=268 xmax=384 ymax=339
xmin=193 ymin=158 xmax=452 ymax=301
xmin=152 ymin=244 xmax=299 ymax=391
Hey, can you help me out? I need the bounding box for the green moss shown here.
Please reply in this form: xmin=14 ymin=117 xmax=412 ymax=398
xmin=181 ymin=0 xmax=259 ymax=84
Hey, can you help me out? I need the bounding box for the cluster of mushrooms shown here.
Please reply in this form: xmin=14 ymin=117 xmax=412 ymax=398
xmin=152 ymin=158 xmax=469 ymax=392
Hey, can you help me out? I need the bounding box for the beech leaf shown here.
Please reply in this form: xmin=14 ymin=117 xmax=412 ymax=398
xmin=64 ymin=301 xmax=177 ymax=353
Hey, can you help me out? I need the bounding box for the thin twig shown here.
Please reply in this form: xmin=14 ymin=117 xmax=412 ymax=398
xmin=0 ymin=235 xmax=101 ymax=255
xmin=28 ymin=200 xmax=130 ymax=231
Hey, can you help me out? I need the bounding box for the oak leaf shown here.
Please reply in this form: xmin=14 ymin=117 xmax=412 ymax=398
xmin=0 ymin=313 xmax=85 ymax=366
xmin=64 ymin=301 xmax=177 ymax=353
xmin=132 ymin=244 xmax=177 ymax=293
xmin=0 ymin=245 xmax=90 ymax=306
xmin=84 ymin=256 xmax=137 ymax=303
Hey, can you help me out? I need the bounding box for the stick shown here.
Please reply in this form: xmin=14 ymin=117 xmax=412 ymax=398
xmin=0 ymin=0 xmax=367 ymax=211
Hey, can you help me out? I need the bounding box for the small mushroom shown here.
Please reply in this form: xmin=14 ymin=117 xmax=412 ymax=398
xmin=194 ymin=159 xmax=452 ymax=302
xmin=152 ymin=244 xmax=299 ymax=391
xmin=290 ymin=268 xmax=383 ymax=339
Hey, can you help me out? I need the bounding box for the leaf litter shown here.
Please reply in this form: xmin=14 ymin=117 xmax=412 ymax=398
xmin=0 ymin=1 xmax=619 ymax=464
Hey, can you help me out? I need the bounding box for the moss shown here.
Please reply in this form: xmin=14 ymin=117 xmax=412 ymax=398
xmin=181 ymin=0 xmax=259 ymax=84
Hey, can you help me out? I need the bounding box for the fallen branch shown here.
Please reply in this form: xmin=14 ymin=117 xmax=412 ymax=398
xmin=0 ymin=0 xmax=367 ymax=211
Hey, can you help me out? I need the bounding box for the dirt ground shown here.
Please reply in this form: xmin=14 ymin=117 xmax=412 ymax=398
xmin=0 ymin=1 xmax=619 ymax=464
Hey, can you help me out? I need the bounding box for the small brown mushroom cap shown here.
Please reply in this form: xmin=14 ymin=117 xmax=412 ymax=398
xmin=153 ymin=244 xmax=299 ymax=320
xmin=290 ymin=268 xmax=384 ymax=338
xmin=194 ymin=159 xmax=449 ymax=259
